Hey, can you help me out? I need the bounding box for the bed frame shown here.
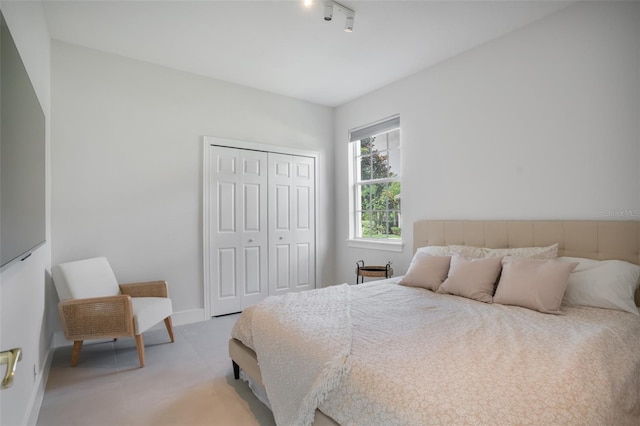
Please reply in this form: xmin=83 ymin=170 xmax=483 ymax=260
xmin=229 ymin=220 xmax=640 ymax=425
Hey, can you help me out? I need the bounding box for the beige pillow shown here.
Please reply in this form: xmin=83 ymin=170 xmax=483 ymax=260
xmin=400 ymin=253 xmax=451 ymax=292
xmin=494 ymin=256 xmax=578 ymax=314
xmin=437 ymin=253 xmax=503 ymax=303
xmin=449 ymin=243 xmax=558 ymax=260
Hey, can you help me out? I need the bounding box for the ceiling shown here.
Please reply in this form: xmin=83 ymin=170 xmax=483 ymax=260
xmin=42 ymin=0 xmax=573 ymax=107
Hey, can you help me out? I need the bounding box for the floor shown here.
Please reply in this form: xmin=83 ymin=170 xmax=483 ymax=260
xmin=37 ymin=314 xmax=276 ymax=426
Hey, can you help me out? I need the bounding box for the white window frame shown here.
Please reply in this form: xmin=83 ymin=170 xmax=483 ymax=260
xmin=347 ymin=115 xmax=403 ymax=252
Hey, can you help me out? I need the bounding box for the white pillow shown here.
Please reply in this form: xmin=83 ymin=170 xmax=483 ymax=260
xmin=416 ymin=246 xmax=451 ymax=256
xmin=449 ymin=243 xmax=558 ymax=260
xmin=558 ymin=256 xmax=640 ymax=315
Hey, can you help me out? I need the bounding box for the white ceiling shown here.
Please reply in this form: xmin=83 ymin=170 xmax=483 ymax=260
xmin=42 ymin=0 xmax=573 ymax=107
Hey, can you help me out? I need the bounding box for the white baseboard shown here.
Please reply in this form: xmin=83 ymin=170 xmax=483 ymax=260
xmin=52 ymin=308 xmax=206 ymax=348
xmin=170 ymin=308 xmax=206 ymax=326
xmin=25 ymin=344 xmax=54 ymax=426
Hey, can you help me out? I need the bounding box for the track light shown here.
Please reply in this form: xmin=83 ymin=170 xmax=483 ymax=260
xmin=345 ymin=15 xmax=354 ymax=32
xmin=324 ymin=2 xmax=333 ymax=21
xmin=312 ymin=0 xmax=354 ymax=31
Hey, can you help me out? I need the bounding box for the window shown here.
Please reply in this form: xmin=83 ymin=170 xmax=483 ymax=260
xmin=350 ymin=116 xmax=401 ymax=243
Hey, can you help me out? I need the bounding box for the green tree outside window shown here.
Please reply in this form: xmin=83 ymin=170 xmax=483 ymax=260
xmin=355 ymin=131 xmax=401 ymax=239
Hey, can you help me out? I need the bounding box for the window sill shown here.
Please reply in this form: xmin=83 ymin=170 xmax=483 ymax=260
xmin=347 ymin=239 xmax=404 ymax=252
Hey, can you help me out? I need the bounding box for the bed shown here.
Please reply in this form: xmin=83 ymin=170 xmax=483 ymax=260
xmin=229 ymin=220 xmax=640 ymax=425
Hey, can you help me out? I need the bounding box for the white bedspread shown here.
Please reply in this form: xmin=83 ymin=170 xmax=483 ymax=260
xmin=250 ymin=284 xmax=352 ymax=426
xmin=232 ymin=279 xmax=640 ymax=425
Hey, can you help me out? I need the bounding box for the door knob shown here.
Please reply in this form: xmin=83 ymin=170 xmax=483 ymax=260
xmin=0 ymin=347 xmax=22 ymax=389
xmin=248 ymin=238 xmax=254 ymax=242
xmin=279 ymin=236 xmax=283 ymax=240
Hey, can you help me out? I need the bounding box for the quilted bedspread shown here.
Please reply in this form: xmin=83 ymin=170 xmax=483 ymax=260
xmin=232 ymin=279 xmax=640 ymax=425
xmin=251 ymin=284 xmax=352 ymax=426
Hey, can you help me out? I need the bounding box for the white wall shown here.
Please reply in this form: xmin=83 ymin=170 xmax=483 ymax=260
xmin=0 ymin=2 xmax=52 ymax=425
xmin=333 ymin=1 xmax=640 ymax=284
xmin=51 ymin=42 xmax=335 ymax=323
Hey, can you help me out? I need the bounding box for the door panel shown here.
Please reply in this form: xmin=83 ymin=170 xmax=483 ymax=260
xmin=296 ymin=243 xmax=310 ymax=286
xmin=244 ymin=156 xmax=261 ymax=176
xmin=275 ymin=244 xmax=290 ymax=291
xmin=209 ymin=146 xmax=268 ymax=315
xmin=291 ymin=155 xmax=315 ymax=292
xmin=275 ymin=160 xmax=290 ymax=177
xmin=275 ymin=185 xmax=290 ymax=230
xmin=218 ymin=154 xmax=236 ymax=174
xmin=296 ymin=162 xmax=310 ymax=179
xmin=218 ymin=182 xmax=236 ymax=232
xmin=244 ymin=246 xmax=261 ymax=295
xmin=243 ymin=184 xmax=261 ymax=231
xmin=218 ymin=248 xmax=237 ymax=298
xmin=269 ymin=153 xmax=315 ymax=295
xmin=296 ymin=186 xmax=310 ymax=230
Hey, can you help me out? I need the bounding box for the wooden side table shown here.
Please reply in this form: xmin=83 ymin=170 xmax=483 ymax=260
xmin=355 ymin=260 xmax=393 ymax=284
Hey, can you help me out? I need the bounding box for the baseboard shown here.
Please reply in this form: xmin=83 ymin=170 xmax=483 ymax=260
xmin=24 ymin=344 xmax=54 ymax=426
xmin=52 ymin=308 xmax=206 ymax=348
xmin=170 ymin=308 xmax=206 ymax=326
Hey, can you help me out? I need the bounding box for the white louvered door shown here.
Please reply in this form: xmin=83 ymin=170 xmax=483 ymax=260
xmin=209 ymin=146 xmax=269 ymax=316
xmin=206 ymin=144 xmax=316 ymax=316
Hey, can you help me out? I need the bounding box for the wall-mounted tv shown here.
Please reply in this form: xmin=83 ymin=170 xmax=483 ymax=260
xmin=0 ymin=11 xmax=46 ymax=269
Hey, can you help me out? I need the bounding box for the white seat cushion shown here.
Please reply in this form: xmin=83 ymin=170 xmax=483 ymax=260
xmin=131 ymin=297 xmax=173 ymax=335
xmin=52 ymin=257 xmax=121 ymax=300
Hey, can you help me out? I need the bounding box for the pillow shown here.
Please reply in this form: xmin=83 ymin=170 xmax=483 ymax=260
xmin=448 ymin=245 xmax=485 ymax=258
xmin=399 ymin=253 xmax=451 ymax=291
xmin=449 ymin=243 xmax=558 ymax=260
xmin=416 ymin=245 xmax=451 ymax=256
xmin=493 ymin=256 xmax=578 ymax=314
xmin=558 ymin=256 xmax=640 ymax=315
xmin=436 ymin=253 xmax=503 ymax=303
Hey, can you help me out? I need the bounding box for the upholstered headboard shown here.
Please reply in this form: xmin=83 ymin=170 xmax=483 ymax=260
xmin=413 ymin=220 xmax=640 ymax=306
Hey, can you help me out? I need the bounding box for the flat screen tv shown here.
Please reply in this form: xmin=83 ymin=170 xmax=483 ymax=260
xmin=0 ymin=11 xmax=46 ymax=269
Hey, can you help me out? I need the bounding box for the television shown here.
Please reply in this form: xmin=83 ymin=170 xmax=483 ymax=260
xmin=0 ymin=11 xmax=46 ymax=269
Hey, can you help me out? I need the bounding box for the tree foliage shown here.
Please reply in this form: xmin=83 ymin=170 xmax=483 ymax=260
xmin=359 ymin=136 xmax=401 ymax=238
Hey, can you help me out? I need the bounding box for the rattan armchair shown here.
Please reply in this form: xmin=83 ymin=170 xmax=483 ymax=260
xmin=52 ymin=257 xmax=174 ymax=367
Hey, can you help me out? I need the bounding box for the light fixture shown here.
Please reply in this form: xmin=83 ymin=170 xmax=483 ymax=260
xmin=324 ymin=2 xmax=333 ymax=21
xmin=306 ymin=0 xmax=355 ymax=32
xmin=344 ymin=15 xmax=354 ymax=32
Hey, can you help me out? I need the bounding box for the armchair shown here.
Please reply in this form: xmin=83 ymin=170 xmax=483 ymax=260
xmin=52 ymin=257 xmax=174 ymax=367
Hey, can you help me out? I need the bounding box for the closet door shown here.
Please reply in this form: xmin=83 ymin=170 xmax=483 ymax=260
xmin=208 ymin=146 xmax=268 ymax=316
xmin=268 ymin=153 xmax=316 ymax=296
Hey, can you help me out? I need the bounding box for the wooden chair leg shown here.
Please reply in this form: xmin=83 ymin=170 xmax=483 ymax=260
xmin=135 ymin=334 xmax=145 ymax=367
xmin=70 ymin=341 xmax=83 ymax=367
xmin=164 ymin=317 xmax=175 ymax=343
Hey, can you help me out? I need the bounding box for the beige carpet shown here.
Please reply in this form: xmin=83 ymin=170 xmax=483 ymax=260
xmin=37 ymin=314 xmax=276 ymax=426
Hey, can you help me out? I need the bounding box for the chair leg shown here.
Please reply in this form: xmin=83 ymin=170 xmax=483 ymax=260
xmin=70 ymin=341 xmax=83 ymax=367
xmin=135 ymin=334 xmax=145 ymax=368
xmin=164 ymin=317 xmax=175 ymax=343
